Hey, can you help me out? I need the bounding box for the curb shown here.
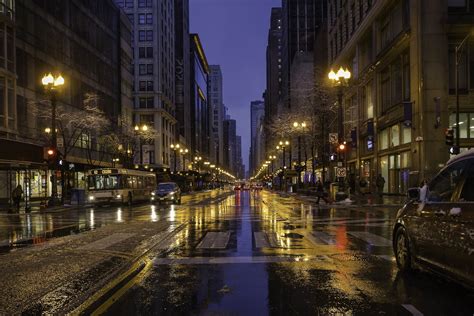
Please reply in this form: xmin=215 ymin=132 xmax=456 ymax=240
xmin=74 ymin=260 xmax=149 ymax=315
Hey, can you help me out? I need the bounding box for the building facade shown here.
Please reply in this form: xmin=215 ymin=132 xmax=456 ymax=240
xmin=223 ymin=119 xmax=236 ymax=173
xmin=190 ymin=33 xmax=211 ymax=160
xmin=328 ymin=0 xmax=474 ymax=193
xmin=250 ymin=100 xmax=265 ymax=174
xmin=0 ymin=0 xmax=131 ymax=207
xmin=209 ymin=65 xmax=224 ymax=166
xmin=174 ymin=0 xmax=191 ymax=149
xmin=264 ymin=8 xmax=283 ymax=156
xmin=116 ymin=0 xmax=177 ymax=169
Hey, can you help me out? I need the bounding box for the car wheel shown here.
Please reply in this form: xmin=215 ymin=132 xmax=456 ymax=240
xmin=127 ymin=192 xmax=133 ymax=206
xmin=394 ymin=226 xmax=412 ymax=272
xmin=177 ymin=197 xmax=181 ymax=205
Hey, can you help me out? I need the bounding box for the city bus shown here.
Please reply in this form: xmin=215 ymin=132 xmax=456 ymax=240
xmin=86 ymin=168 xmax=156 ymax=205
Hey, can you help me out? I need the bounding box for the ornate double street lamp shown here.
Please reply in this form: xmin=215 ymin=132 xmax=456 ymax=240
xmin=42 ymin=73 xmax=65 ymax=206
xmin=134 ymin=124 xmax=148 ymax=166
xmin=170 ymin=143 xmax=180 ymax=173
xmin=276 ymin=140 xmax=290 ymax=169
xmin=293 ymin=121 xmax=307 ymax=189
xmin=179 ymin=147 xmax=189 ymax=171
xmin=328 ymin=67 xmax=351 ymax=196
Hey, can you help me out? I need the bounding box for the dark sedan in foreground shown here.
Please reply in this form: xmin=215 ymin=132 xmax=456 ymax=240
xmin=393 ymin=149 xmax=474 ymax=288
xmin=152 ymin=182 xmax=181 ymax=204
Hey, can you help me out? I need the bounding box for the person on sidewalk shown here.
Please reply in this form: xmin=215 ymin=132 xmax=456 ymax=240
xmin=316 ymin=180 xmax=330 ymax=204
xmin=11 ymin=184 xmax=23 ymax=212
xmin=376 ymin=174 xmax=385 ymax=196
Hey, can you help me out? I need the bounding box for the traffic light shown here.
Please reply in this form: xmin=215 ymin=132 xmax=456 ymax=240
xmin=338 ymin=143 xmax=346 ymax=151
xmin=445 ymin=128 xmax=454 ymax=146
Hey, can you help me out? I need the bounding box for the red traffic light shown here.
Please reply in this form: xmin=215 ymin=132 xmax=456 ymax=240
xmin=338 ymin=143 xmax=346 ymax=151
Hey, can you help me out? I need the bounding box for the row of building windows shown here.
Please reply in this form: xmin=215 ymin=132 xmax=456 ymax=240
xmin=116 ymin=0 xmax=152 ymax=9
xmin=139 ymin=64 xmax=153 ymax=75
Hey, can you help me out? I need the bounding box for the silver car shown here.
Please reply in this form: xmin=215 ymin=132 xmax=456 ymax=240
xmin=152 ymin=182 xmax=181 ymax=204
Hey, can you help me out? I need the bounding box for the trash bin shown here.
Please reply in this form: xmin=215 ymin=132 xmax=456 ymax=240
xmin=71 ymin=188 xmax=86 ymax=205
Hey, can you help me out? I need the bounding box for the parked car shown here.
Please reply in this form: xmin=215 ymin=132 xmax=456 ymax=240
xmin=392 ymin=149 xmax=474 ymax=288
xmin=152 ymin=182 xmax=181 ymax=204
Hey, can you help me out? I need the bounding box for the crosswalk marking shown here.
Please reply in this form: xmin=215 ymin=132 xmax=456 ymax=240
xmin=197 ymin=232 xmax=231 ymax=249
xmin=348 ymin=231 xmax=392 ymax=246
xmin=254 ymin=232 xmax=270 ymax=248
xmin=153 ymin=255 xmax=330 ymax=265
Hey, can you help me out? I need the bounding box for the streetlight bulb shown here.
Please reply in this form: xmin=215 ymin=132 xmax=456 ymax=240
xmin=285 ymin=141 xmax=289 ymax=145
xmin=171 ymin=144 xmax=175 ymax=149
xmin=44 ymin=127 xmax=51 ymax=133
xmin=54 ymin=75 xmax=65 ymax=87
xmin=302 ymin=122 xmax=306 ymax=128
xmin=337 ymin=67 xmax=345 ymax=79
xmin=279 ymin=141 xmax=283 ymax=145
xmin=142 ymin=125 xmax=148 ymax=131
xmin=293 ymin=122 xmax=298 ymax=127
xmin=134 ymin=125 xmax=139 ymax=131
xmin=276 ymin=146 xmax=280 ymax=150
xmin=328 ymin=70 xmax=336 ymax=81
xmin=42 ymin=73 xmax=54 ymax=86
xmin=344 ymin=68 xmax=351 ymax=79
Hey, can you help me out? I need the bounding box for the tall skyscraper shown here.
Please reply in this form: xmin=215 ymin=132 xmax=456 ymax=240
xmin=265 ymin=7 xmax=283 ymax=157
xmin=174 ymin=0 xmax=191 ymax=148
xmin=190 ymin=34 xmax=210 ymax=159
xmin=250 ymin=100 xmax=265 ymax=174
xmin=117 ymin=0 xmax=176 ymax=170
xmin=281 ymin=0 xmax=326 ymax=109
xmin=209 ymin=65 xmax=224 ymax=165
xmin=223 ymin=119 xmax=236 ymax=173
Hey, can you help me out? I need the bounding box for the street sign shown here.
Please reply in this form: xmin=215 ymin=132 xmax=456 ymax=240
xmin=329 ymin=133 xmax=338 ymax=144
xmin=336 ymin=167 xmax=346 ymax=177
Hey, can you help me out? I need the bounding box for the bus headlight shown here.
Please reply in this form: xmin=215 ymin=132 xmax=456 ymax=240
xmin=116 ymin=194 xmax=121 ymax=199
xmin=151 ymin=192 xmax=156 ymax=196
xmin=89 ymin=196 xmax=95 ymax=201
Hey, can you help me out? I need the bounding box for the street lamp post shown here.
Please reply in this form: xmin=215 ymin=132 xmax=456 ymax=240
xmin=293 ymin=122 xmax=307 ymax=189
xmin=170 ymin=143 xmax=180 ymax=173
xmin=328 ymin=67 xmax=351 ymax=194
xmin=179 ymin=148 xmax=189 ymax=171
xmin=42 ymin=73 xmax=65 ymax=206
xmin=134 ymin=124 xmax=148 ymax=166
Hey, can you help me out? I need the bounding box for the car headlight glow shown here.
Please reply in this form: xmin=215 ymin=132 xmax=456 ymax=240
xmin=151 ymin=192 xmax=156 ymax=196
xmin=169 ymin=192 xmax=175 ymax=196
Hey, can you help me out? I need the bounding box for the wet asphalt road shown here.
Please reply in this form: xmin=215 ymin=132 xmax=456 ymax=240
xmin=1 ymin=189 xmax=474 ymax=315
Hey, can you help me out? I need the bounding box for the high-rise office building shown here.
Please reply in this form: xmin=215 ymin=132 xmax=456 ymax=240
xmin=209 ymin=65 xmax=224 ymax=165
xmin=250 ymin=100 xmax=265 ymax=174
xmin=174 ymin=0 xmax=191 ymax=148
xmin=190 ymin=34 xmax=210 ymax=159
xmin=116 ymin=0 xmax=177 ymax=169
xmin=264 ymin=8 xmax=283 ymax=155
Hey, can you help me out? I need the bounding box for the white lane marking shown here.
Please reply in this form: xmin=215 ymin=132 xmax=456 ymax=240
xmin=79 ymin=233 xmax=135 ymax=250
xmin=348 ymin=231 xmax=392 ymax=247
xmin=254 ymin=232 xmax=270 ymax=248
xmin=153 ymin=255 xmax=330 ymax=265
xmin=197 ymin=232 xmax=231 ymax=249
xmin=402 ymin=304 xmax=424 ymax=316
xmin=311 ymin=231 xmax=337 ymax=245
xmin=314 ymin=218 xmax=390 ymax=225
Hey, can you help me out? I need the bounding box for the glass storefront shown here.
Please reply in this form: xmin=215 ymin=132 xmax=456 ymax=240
xmin=380 ymin=151 xmax=411 ymax=194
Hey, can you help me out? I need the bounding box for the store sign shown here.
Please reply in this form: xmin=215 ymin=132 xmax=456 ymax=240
xmin=336 ymin=167 xmax=347 ymax=178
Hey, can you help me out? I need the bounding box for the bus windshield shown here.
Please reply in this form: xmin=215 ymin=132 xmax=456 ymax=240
xmin=88 ymin=175 xmax=121 ymax=190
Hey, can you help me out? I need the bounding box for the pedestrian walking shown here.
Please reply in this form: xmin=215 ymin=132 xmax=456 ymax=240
xmin=376 ymin=174 xmax=385 ymax=196
xmin=316 ymin=180 xmax=329 ymax=204
xmin=11 ymin=184 xmax=23 ymax=212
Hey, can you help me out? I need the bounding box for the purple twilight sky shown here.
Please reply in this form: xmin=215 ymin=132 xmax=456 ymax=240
xmin=190 ymin=0 xmax=281 ymax=173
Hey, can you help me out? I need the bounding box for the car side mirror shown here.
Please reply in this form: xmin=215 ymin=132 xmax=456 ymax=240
xmin=407 ymin=187 xmax=420 ymax=201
